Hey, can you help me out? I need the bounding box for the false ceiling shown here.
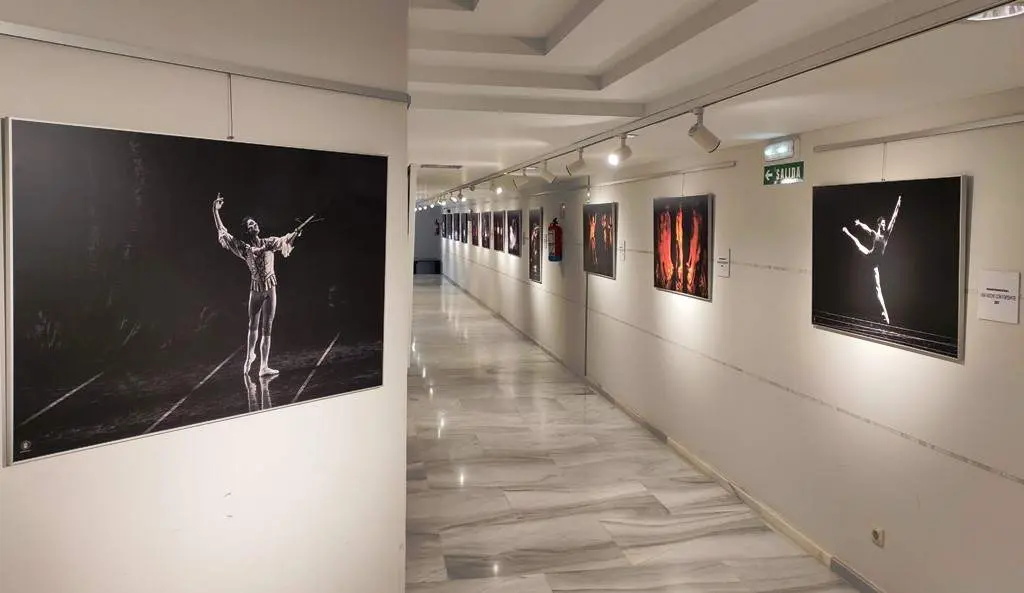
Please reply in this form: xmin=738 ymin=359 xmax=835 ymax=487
xmin=409 ymin=0 xmax=1023 ymax=201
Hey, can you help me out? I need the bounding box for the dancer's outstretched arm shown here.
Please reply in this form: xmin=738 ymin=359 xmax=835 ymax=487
xmin=888 ymin=196 xmax=901 ymax=233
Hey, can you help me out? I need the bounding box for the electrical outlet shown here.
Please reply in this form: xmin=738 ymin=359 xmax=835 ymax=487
xmin=871 ymin=527 xmax=885 ymax=548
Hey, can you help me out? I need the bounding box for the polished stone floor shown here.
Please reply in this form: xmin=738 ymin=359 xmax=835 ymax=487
xmin=407 ymin=276 xmax=855 ymax=593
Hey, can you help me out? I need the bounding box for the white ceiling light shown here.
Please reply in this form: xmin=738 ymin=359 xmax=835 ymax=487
xmin=966 ymin=2 xmax=1024 ymax=21
xmin=688 ymin=107 xmax=721 ymax=153
xmin=537 ymin=161 xmax=557 ymax=183
xmin=607 ymin=135 xmax=633 ymax=167
xmin=565 ymin=148 xmax=588 ymax=177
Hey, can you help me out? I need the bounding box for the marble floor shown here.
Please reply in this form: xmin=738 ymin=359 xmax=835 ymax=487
xmin=407 ymin=276 xmax=855 ymax=593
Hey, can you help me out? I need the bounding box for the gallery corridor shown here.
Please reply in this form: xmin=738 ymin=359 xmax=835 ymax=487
xmin=406 ymin=277 xmax=855 ymax=592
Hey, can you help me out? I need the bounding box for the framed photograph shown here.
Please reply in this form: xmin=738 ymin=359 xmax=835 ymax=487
xmin=461 ymin=212 xmax=468 ymax=243
xmin=506 ymin=210 xmax=522 ymax=257
xmin=529 ymin=208 xmax=543 ymax=283
xmin=472 ymin=212 xmax=480 ymax=246
xmin=583 ymin=202 xmax=617 ymax=279
xmin=492 ymin=210 xmax=505 ymax=252
xmin=653 ymin=194 xmax=713 ymax=301
xmin=812 ymin=176 xmax=966 ymax=360
xmin=481 ymin=212 xmax=491 ymax=248
xmin=4 ymin=119 xmax=388 ymax=463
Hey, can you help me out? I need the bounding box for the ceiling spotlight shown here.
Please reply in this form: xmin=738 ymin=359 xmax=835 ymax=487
xmin=688 ymin=107 xmax=721 ymax=153
xmin=607 ymin=135 xmax=633 ymax=167
xmin=537 ymin=161 xmax=557 ymax=183
xmin=459 ymin=191 xmax=466 ymax=202
xmin=496 ymin=184 xmax=504 ymax=195
xmin=966 ymin=2 xmax=1024 ymax=21
xmin=565 ymin=148 xmax=588 ymax=177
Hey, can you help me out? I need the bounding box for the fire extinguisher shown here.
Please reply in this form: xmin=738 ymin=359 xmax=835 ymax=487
xmin=547 ymin=218 xmax=563 ymax=262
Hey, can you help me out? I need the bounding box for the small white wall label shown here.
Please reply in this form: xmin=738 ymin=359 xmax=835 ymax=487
xmin=978 ymin=270 xmax=1019 ymax=324
xmin=716 ymin=249 xmax=731 ymax=278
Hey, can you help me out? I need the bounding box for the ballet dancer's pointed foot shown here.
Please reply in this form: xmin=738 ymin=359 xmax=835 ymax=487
xmin=882 ymin=312 xmax=890 ymax=324
xmin=259 ymin=366 xmax=280 ymax=377
xmin=243 ymin=352 xmax=257 ymax=374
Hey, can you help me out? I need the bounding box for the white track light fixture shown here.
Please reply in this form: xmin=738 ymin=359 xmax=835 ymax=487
xmin=537 ymin=161 xmax=557 ymax=183
xmin=966 ymin=2 xmax=1024 ymax=21
xmin=688 ymin=107 xmax=721 ymax=153
xmin=565 ymin=148 xmax=588 ymax=177
xmin=607 ymin=135 xmax=633 ymax=167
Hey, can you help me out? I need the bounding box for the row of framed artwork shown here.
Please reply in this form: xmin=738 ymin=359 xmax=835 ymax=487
xmin=579 ymin=176 xmax=965 ymax=361
xmin=442 ymin=208 xmax=545 ymax=283
xmin=446 ymin=175 xmax=966 ymax=362
xmin=580 ymin=196 xmax=714 ymax=302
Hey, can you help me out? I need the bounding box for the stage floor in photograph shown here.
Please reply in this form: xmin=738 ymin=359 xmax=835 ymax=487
xmin=13 ymin=331 xmax=382 ymax=461
xmin=406 ymin=276 xmax=856 ymax=593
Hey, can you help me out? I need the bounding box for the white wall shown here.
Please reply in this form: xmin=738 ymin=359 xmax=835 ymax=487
xmin=441 ymin=86 xmax=1024 ymax=593
xmin=0 ymin=2 xmax=409 ymax=592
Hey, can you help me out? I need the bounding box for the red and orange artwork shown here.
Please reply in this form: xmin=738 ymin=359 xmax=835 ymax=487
xmin=653 ymin=195 xmax=712 ymax=299
xmin=583 ymin=202 xmax=617 ymax=278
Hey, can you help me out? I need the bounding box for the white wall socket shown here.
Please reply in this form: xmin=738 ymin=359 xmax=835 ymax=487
xmin=871 ymin=527 xmax=885 ymax=548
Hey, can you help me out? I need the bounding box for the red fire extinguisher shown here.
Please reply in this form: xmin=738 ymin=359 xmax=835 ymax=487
xmin=547 ymin=218 xmax=563 ymax=262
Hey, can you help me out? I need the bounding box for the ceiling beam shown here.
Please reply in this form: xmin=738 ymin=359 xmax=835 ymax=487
xmin=411 ymin=93 xmax=644 ymax=117
xmin=410 ymin=65 xmax=599 ymax=90
xmin=546 ymin=0 xmax=604 ymax=53
xmin=410 ymin=0 xmax=479 ymax=11
xmin=410 ymin=31 xmax=545 ymax=55
xmin=600 ymin=0 xmax=758 ymax=88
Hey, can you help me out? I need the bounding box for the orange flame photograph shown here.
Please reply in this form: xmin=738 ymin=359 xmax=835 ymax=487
xmin=653 ymin=195 xmax=712 ymax=300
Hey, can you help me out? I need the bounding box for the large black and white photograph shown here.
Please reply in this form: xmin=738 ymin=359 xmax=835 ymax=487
xmin=460 ymin=212 xmax=469 ymax=243
xmin=812 ymin=176 xmax=964 ymax=359
xmin=6 ymin=119 xmax=388 ymax=462
xmin=482 ymin=212 xmax=491 ymax=248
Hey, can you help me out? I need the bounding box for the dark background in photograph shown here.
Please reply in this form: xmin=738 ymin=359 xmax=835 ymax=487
xmin=653 ymin=195 xmax=711 ymax=300
xmin=493 ymin=211 xmax=505 ymax=252
xmin=529 ymin=208 xmax=543 ymax=283
xmin=482 ymin=212 xmax=491 ymax=248
xmin=812 ymin=177 xmax=963 ymax=359
xmin=472 ymin=212 xmax=480 ymax=246
xmin=507 ymin=210 xmax=522 ymax=257
xmin=461 ymin=212 xmax=468 ymax=243
xmin=9 ymin=120 xmax=387 ymax=461
xmin=583 ymin=202 xmax=617 ymax=279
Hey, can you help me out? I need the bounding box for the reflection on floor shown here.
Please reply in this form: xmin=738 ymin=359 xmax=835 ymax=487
xmin=407 ymin=276 xmax=855 ymax=593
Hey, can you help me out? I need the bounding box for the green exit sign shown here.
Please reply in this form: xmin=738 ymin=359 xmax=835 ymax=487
xmin=763 ymin=161 xmax=804 ymax=185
